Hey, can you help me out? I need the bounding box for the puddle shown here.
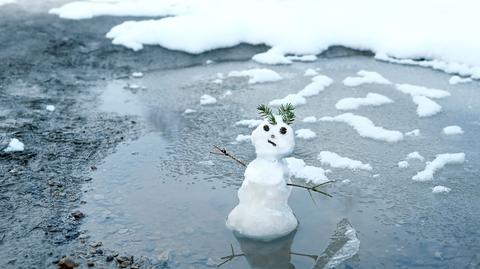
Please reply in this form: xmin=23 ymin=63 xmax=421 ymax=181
xmin=86 ymin=57 xmax=480 ymax=268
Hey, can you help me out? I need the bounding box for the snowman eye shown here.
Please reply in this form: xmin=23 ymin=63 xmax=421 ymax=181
xmin=263 ymin=125 xmax=270 ymax=132
xmin=280 ymin=127 xmax=287 ymax=134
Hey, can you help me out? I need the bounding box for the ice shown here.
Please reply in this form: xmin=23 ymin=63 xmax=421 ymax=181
xmin=3 ymin=138 xmax=24 ymax=152
xmin=442 ymin=125 xmax=464 ymax=135
xmin=320 ymin=113 xmax=404 ymax=143
xmin=302 ymin=116 xmax=317 ymax=123
xmin=269 ymin=94 xmax=306 ymax=107
xmin=449 ymin=75 xmax=472 ymax=85
xmin=183 ymin=108 xmax=196 ymax=114
xmin=412 ymin=153 xmax=465 ymax=181
xmin=235 ymin=119 xmax=262 ymax=128
xmin=297 ymin=74 xmax=333 ymax=97
xmin=318 ymin=151 xmax=372 ymax=171
xmin=46 ymin=105 xmax=56 ymax=112
xmin=304 ymin=68 xmax=318 ymax=76
xmin=398 ymin=160 xmax=409 ymax=168
xmin=132 ymin=72 xmax=144 ymax=78
xmin=235 ymin=134 xmax=251 ymax=143
xmin=432 ymin=186 xmax=451 ymax=194
xmin=395 ymin=84 xmax=450 ymax=99
xmin=406 ymin=151 xmax=424 ymax=161
xmin=405 ymin=129 xmax=420 ymax=137
xmin=343 ymin=70 xmax=391 ymax=87
xmin=335 ymin=93 xmax=393 ymax=110
xmin=227 ymin=117 xmax=297 ymax=240
xmin=199 ymin=94 xmax=217 ymax=105
xmin=295 ymin=128 xmax=316 ymax=140
xmin=412 ymin=95 xmax=442 ymax=117
xmin=284 ymin=157 xmax=329 ymax=184
xmin=228 ymin=68 xmax=282 ymax=84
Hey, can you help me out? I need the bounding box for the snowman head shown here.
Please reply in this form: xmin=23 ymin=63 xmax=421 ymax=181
xmin=251 ymin=104 xmax=296 ymax=159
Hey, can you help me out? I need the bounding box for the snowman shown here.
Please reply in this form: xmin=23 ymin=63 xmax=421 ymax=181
xmin=226 ymin=104 xmax=298 ymax=241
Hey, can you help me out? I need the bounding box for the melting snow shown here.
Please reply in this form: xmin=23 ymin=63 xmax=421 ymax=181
xmin=406 ymin=151 xmax=425 ymax=161
xmin=335 ymin=93 xmax=393 ymax=110
xmin=4 ymin=138 xmax=24 ymax=152
xmin=235 ymin=119 xmax=262 ymax=128
xmin=285 ymin=157 xmax=329 ymax=184
xmin=235 ymin=134 xmax=251 ymax=143
xmin=412 ymin=153 xmax=465 ymax=181
xmin=343 ymin=70 xmax=391 ymax=87
xmin=295 ymin=129 xmax=316 ymax=140
xmin=320 ymin=113 xmax=404 ymax=143
xmin=412 ymin=95 xmax=442 ymax=117
xmin=449 ymin=75 xmax=472 ymax=85
xmin=269 ymin=94 xmax=306 ymax=107
xmin=297 ymin=74 xmax=333 ymax=97
xmin=395 ymin=84 xmax=450 ymax=98
xmin=318 ymin=151 xmax=372 ymax=171
xmin=228 ymin=68 xmax=282 ymax=84
xmin=0 ymin=0 xmax=15 ymax=6
xmin=132 ymin=71 xmax=144 ymax=78
xmin=183 ymin=108 xmax=196 ymax=114
xmin=432 ymin=186 xmax=451 ymax=193
xmin=405 ymin=129 xmax=420 ymax=137
xmin=398 ymin=160 xmax=409 ymax=168
xmin=443 ymin=125 xmax=464 ymax=135
xmin=302 ymin=116 xmax=317 ymax=123
xmin=304 ymin=68 xmax=318 ymax=76
xmin=46 ymin=105 xmax=56 ymax=112
xmin=200 ymin=94 xmax=217 ymax=105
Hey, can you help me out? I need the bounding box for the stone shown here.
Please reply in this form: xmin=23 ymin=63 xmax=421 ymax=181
xmin=57 ymin=257 xmax=79 ymax=269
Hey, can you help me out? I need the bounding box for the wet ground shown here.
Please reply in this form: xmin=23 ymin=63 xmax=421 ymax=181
xmin=1 ymin=1 xmax=480 ymax=269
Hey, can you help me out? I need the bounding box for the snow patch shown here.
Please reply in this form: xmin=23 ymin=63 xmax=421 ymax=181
xmin=442 ymin=125 xmax=464 ymax=135
xmin=412 ymin=153 xmax=465 ymax=181
xmin=304 ymin=68 xmax=318 ymax=77
xmin=269 ymin=94 xmax=306 ymax=107
xmin=200 ymin=94 xmax=217 ymax=105
xmin=297 ymin=75 xmax=333 ymax=97
xmin=449 ymin=75 xmax=472 ymax=85
xmin=395 ymin=84 xmax=450 ymax=99
xmin=335 ymin=93 xmax=393 ymax=110
xmin=46 ymin=105 xmax=56 ymax=112
xmin=406 ymin=151 xmax=424 ymax=161
xmin=285 ymin=157 xmax=329 ymax=184
xmin=235 ymin=119 xmax=263 ymax=128
xmin=320 ymin=113 xmax=404 ymax=143
xmin=235 ymin=134 xmax=251 ymax=143
xmin=183 ymin=108 xmax=196 ymax=114
xmin=302 ymin=116 xmax=317 ymax=123
xmin=295 ymin=129 xmax=316 ymax=140
xmin=132 ymin=72 xmax=143 ymax=78
xmin=318 ymin=151 xmax=372 ymax=171
xmin=228 ymin=68 xmax=282 ymax=84
xmin=412 ymin=95 xmax=442 ymax=117
xmin=432 ymin=186 xmax=451 ymax=194
xmin=4 ymin=138 xmax=24 ymax=152
xmin=405 ymin=129 xmax=420 ymax=137
xmin=343 ymin=70 xmax=391 ymax=87
xmin=397 ymin=160 xmax=409 ymax=168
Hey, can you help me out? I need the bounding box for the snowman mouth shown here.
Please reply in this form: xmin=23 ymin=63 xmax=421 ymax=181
xmin=267 ymin=140 xmax=277 ymax=147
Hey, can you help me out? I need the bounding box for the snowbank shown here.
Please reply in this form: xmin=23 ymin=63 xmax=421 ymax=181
xmin=4 ymin=138 xmax=24 ymax=152
xmin=343 ymin=70 xmax=391 ymax=87
xmin=442 ymin=125 xmax=464 ymax=135
xmin=335 ymin=93 xmax=393 ymax=110
xmin=320 ymin=113 xmax=403 ymax=143
xmin=318 ymin=151 xmax=372 ymax=171
xmin=295 ymin=129 xmax=316 ymax=140
xmin=200 ymin=94 xmax=217 ymax=105
xmin=285 ymin=157 xmax=329 ymax=184
xmin=228 ymin=68 xmax=282 ymax=84
xmin=51 ymin=0 xmax=480 ymax=78
xmin=412 ymin=153 xmax=465 ymax=181
xmin=0 ymin=0 xmax=15 ymax=7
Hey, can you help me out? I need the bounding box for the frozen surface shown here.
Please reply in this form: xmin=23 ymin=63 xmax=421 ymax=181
xmin=320 ymin=113 xmax=403 ymax=143
xmin=302 ymin=116 xmax=317 ymax=123
xmin=342 ymin=70 xmax=391 ymax=87
xmin=318 ymin=151 xmax=372 ymax=171
xmin=395 ymin=84 xmax=450 ymax=99
xmin=228 ymin=68 xmax=282 ymax=84
xmin=335 ymin=93 xmax=393 ymax=110
xmin=269 ymin=94 xmax=306 ymax=107
xmin=412 ymin=153 xmax=465 ymax=181
xmin=295 ymin=129 xmax=316 ymax=140
xmin=3 ymin=138 xmax=24 ymax=152
xmin=443 ymin=125 xmax=464 ymax=135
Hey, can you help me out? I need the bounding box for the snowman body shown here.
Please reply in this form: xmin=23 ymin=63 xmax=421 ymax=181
xmin=226 ymin=117 xmax=298 ymax=241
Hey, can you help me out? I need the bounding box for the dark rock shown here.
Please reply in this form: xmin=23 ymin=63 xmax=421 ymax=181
xmin=57 ymin=257 xmax=79 ymax=269
xmin=71 ymin=210 xmax=85 ymax=220
xmin=106 ymin=255 xmax=114 ymax=262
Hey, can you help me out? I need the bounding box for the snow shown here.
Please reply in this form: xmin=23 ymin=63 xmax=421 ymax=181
xmin=4 ymin=138 xmax=24 ymax=152
xmin=412 ymin=153 xmax=465 ymax=181
xmin=412 ymin=95 xmax=442 ymax=117
xmin=335 ymin=93 xmax=393 ymax=110
xmin=205 ymin=59 xmax=213 ymax=65
xmin=405 ymin=129 xmax=420 ymax=137
xmin=252 ymin=47 xmax=292 ymax=65
xmin=213 ymin=78 xmax=222 ymax=84
xmin=297 ymin=75 xmax=333 ymax=97
xmin=432 ymin=186 xmax=451 ymax=194
xmin=295 ymin=129 xmax=316 ymax=140
xmin=285 ymin=157 xmax=329 ymax=184
xmin=269 ymin=94 xmax=306 ymax=107
xmin=235 ymin=134 xmax=251 ymax=143
xmin=343 ymin=70 xmax=391 ymax=87
xmin=286 ymin=54 xmax=317 ymax=62
xmin=449 ymin=75 xmax=472 ymax=85
xmin=395 ymin=84 xmax=450 ymax=99
xmin=0 ymin=0 xmax=15 ymax=6
xmin=235 ymin=119 xmax=263 ymax=128
xmin=304 ymin=68 xmax=318 ymax=76
xmin=51 ymin=0 xmax=480 ymax=78
xmin=132 ymin=72 xmax=143 ymax=78
xmin=397 ymin=161 xmax=409 ymax=168
xmin=302 ymin=116 xmax=317 ymax=123
xmin=320 ymin=113 xmax=404 ymax=143
xmin=221 ymin=90 xmax=232 ymax=97
xmin=46 ymin=105 xmax=56 ymax=112
xmin=443 ymin=125 xmax=464 ymax=135
xmin=183 ymin=108 xmax=196 ymax=114
xmin=228 ymin=68 xmax=282 ymax=84
xmin=318 ymin=151 xmax=372 ymax=171
xmin=199 ymin=94 xmax=217 ymax=105
xmin=406 ymin=151 xmax=424 ymax=161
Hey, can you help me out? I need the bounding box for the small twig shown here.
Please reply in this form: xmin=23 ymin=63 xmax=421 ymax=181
xmin=217 ymin=244 xmax=244 ymax=267
xmin=287 ymin=183 xmax=332 ymax=198
xmin=211 ymin=145 xmax=247 ymax=167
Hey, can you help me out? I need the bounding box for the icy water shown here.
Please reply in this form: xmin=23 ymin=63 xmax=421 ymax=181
xmin=83 ymin=56 xmax=480 ymax=268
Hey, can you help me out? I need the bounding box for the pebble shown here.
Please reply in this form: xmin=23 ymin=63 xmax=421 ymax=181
xmin=71 ymin=210 xmax=85 ymax=220
xmin=89 ymin=241 xmax=102 ymax=248
xmin=57 ymin=257 xmax=79 ymax=269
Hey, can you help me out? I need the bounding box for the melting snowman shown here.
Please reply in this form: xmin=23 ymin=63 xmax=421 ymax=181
xmin=226 ymin=104 xmax=298 ymax=241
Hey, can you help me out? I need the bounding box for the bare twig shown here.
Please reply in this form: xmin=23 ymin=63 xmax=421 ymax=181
xmin=217 ymin=244 xmax=245 ymax=267
xmin=209 ymin=145 xmax=333 ymax=198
